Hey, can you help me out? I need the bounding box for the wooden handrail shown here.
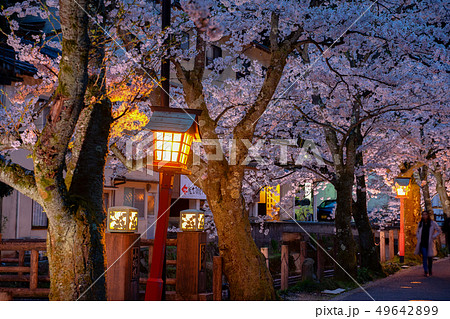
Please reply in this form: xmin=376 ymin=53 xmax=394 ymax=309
xmin=140 ymin=238 xmax=177 ymax=247
xmin=0 ymin=240 xmax=46 ymax=251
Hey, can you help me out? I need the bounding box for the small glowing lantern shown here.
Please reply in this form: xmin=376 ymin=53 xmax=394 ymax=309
xmin=107 ymin=206 xmax=139 ymax=233
xmin=394 ymin=177 xmax=411 ymax=198
xmin=180 ymin=209 xmax=205 ymax=232
xmin=144 ymin=107 xmax=201 ymax=174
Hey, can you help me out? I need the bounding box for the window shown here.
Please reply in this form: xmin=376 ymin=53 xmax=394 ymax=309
xmin=31 ymin=200 xmax=48 ymax=229
xmin=180 ymin=32 xmax=189 ymax=51
xmin=206 ymin=45 xmax=222 ymax=67
xmin=147 ymin=194 xmax=155 ymax=216
xmin=124 ymin=187 xmax=145 ymax=218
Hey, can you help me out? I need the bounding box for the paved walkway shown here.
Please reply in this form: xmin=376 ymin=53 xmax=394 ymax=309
xmin=333 ymin=257 xmax=450 ymax=301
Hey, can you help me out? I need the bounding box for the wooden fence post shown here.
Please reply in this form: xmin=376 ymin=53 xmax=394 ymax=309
xmin=213 ymin=256 xmax=223 ymax=301
xmin=18 ymin=250 xmax=25 ymax=276
xmin=148 ymin=244 xmax=153 ymax=274
xmin=299 ymin=241 xmax=306 ymax=275
xmin=389 ymin=230 xmax=395 ymax=260
xmin=316 ymin=239 xmax=324 ymax=280
xmin=30 ymin=250 xmax=39 ymax=290
xmin=281 ymin=245 xmax=289 ymax=290
xmin=260 ymin=247 xmax=269 ymax=270
xmin=380 ymin=231 xmax=386 ymax=263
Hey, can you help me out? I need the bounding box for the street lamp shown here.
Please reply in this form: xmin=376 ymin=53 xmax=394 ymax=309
xmin=394 ymin=176 xmax=411 ymax=263
xmin=144 ymin=106 xmax=201 ymax=301
xmin=145 ymin=107 xmax=201 ymax=175
xmin=394 ymin=177 xmax=411 ymax=198
xmin=180 ymin=209 xmax=205 ymax=232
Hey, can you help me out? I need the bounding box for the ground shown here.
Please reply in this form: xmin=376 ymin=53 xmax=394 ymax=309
xmin=333 ymin=257 xmax=450 ymax=301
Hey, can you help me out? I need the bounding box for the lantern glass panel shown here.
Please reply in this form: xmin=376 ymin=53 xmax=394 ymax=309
xmin=107 ymin=207 xmax=139 ymax=233
xmin=152 ymin=130 xmax=195 ymax=171
xmin=180 ymin=210 xmax=205 ymax=231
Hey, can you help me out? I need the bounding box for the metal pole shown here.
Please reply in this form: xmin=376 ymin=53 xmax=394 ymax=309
xmin=145 ymin=0 xmax=173 ymax=301
xmin=399 ymin=197 xmax=405 ymax=263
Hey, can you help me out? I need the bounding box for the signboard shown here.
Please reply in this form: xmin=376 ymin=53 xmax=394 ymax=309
xmin=180 ymin=175 xmax=207 ymax=200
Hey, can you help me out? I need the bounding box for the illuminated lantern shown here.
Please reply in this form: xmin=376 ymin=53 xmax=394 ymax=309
xmin=394 ymin=177 xmax=411 ymax=198
xmin=107 ymin=206 xmax=139 ymax=233
xmin=180 ymin=209 xmax=205 ymax=232
xmin=144 ymin=107 xmax=201 ymax=174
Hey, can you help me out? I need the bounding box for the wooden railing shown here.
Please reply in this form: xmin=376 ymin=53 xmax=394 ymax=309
xmin=0 ymin=239 xmax=49 ymax=298
xmin=139 ymin=239 xmax=178 ymax=297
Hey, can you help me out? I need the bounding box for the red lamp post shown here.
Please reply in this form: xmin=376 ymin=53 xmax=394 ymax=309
xmin=394 ymin=177 xmax=411 ymax=264
xmin=144 ymin=0 xmax=202 ymax=300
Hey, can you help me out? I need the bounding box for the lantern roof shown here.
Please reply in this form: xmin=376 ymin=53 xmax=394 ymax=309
xmin=394 ymin=177 xmax=411 ymax=186
xmin=144 ymin=107 xmax=202 ymax=139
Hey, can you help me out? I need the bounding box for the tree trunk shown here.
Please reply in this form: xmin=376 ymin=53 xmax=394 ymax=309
xmin=333 ymin=172 xmax=358 ymax=281
xmin=47 ymin=205 xmax=106 ymax=300
xmin=433 ymin=168 xmax=450 ymax=218
xmin=203 ymin=167 xmax=275 ymax=300
xmin=32 ymin=0 xmax=110 ymax=300
xmin=353 ymin=174 xmax=383 ymax=273
xmin=353 ymin=126 xmax=382 ymax=274
xmin=418 ymin=166 xmax=433 ymax=214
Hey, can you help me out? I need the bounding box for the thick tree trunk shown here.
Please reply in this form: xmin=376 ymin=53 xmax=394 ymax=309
xmin=418 ymin=166 xmax=433 ymax=214
xmin=353 ymin=175 xmax=383 ymax=273
xmin=32 ymin=0 xmax=110 ymax=300
xmin=47 ymin=205 xmax=106 ymax=300
xmin=202 ymin=166 xmax=275 ymax=300
xmin=353 ymin=126 xmax=382 ymax=274
xmin=333 ymin=172 xmax=358 ymax=281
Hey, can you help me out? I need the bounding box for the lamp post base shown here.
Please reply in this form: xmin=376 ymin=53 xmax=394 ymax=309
xmin=145 ymin=278 xmax=164 ymax=301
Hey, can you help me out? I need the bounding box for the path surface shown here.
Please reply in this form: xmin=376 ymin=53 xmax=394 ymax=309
xmin=333 ymin=257 xmax=450 ymax=301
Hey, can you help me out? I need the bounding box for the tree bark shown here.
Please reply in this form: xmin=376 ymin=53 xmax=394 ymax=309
xmin=202 ymin=165 xmax=275 ymax=300
xmin=333 ymin=172 xmax=358 ymax=280
xmin=418 ymin=166 xmax=433 ymax=214
xmin=353 ymin=126 xmax=382 ymax=274
xmin=31 ymin=0 xmax=110 ymax=300
xmin=432 ymin=168 xmax=450 ymax=218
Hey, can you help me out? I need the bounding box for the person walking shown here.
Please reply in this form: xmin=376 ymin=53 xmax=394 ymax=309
xmin=414 ymin=210 xmax=442 ymax=277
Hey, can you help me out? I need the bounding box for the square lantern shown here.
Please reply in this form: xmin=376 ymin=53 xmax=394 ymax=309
xmin=180 ymin=209 xmax=205 ymax=232
xmin=394 ymin=177 xmax=411 ymax=198
xmin=107 ymin=206 xmax=139 ymax=233
xmin=144 ymin=107 xmax=201 ymax=175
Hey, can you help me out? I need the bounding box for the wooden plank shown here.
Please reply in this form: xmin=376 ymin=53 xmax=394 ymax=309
xmin=316 ymin=240 xmax=324 ymax=280
xmin=166 ymin=278 xmax=176 ymax=286
xmin=166 ymin=259 xmax=176 ymax=266
xmin=260 ymin=247 xmax=269 ymax=270
xmin=299 ymin=241 xmax=306 ymax=275
xmin=0 ymin=266 xmax=30 ymax=273
xmin=148 ymin=244 xmax=153 ymax=273
xmin=380 ymin=231 xmax=386 ymax=263
xmin=281 ymin=245 xmax=289 ymax=290
xmin=0 ymin=240 xmax=46 ymax=251
xmin=18 ymin=251 xmax=25 ymax=276
xmin=282 ymin=232 xmax=301 ymax=242
xmin=389 ymin=230 xmax=395 ymax=260
xmin=213 ymin=256 xmax=223 ymax=301
xmin=140 ymin=239 xmax=177 ymax=247
xmin=0 ymin=292 xmax=12 ymax=301
xmin=30 ymin=250 xmax=39 ymax=290
xmin=0 ymin=287 xmax=49 ymax=298
xmin=198 ymin=292 xmax=213 ymax=301
xmin=0 ymin=275 xmax=49 ymax=282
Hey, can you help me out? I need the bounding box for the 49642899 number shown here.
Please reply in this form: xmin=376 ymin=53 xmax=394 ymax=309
xmin=376 ymin=305 xmax=438 ymax=316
